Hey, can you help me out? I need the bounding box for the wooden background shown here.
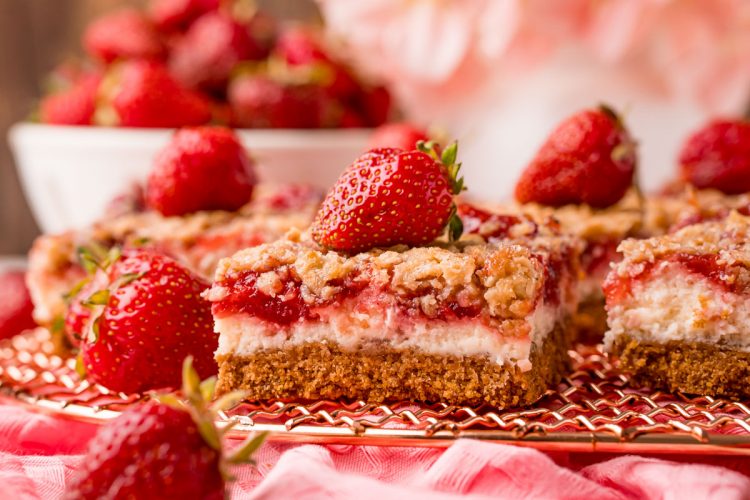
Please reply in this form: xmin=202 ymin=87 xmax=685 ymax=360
xmin=0 ymin=0 xmax=316 ymax=255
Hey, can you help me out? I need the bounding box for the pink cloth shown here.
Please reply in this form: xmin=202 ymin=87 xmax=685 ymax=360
xmin=0 ymin=404 xmax=748 ymax=499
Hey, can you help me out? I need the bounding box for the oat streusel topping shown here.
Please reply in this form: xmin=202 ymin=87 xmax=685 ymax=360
xmin=480 ymin=189 xmax=643 ymax=242
xmin=612 ymin=211 xmax=750 ymax=277
xmin=210 ymin=229 xmax=581 ymax=321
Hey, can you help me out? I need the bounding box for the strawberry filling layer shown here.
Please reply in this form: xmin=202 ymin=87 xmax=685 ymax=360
xmin=604 ymin=253 xmax=748 ymax=304
xmin=581 ymin=240 xmax=620 ymax=277
xmin=211 ymin=271 xmax=486 ymax=325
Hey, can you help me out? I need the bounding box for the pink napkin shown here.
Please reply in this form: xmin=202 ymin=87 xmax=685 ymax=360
xmin=0 ymin=403 xmax=749 ymax=499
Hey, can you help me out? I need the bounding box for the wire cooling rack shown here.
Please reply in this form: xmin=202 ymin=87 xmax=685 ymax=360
xmin=2 ymin=328 xmax=750 ymax=455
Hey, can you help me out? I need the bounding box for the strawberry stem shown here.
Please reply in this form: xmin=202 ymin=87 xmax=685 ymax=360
xmin=447 ymin=206 xmax=463 ymax=242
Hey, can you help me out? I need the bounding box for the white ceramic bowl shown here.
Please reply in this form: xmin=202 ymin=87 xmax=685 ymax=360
xmin=9 ymin=123 xmax=372 ymax=234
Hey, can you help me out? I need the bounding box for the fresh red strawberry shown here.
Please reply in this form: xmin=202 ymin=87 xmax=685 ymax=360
xmin=83 ymin=8 xmax=165 ymax=63
xmin=148 ymin=0 xmax=219 ymax=32
xmin=312 ymin=142 xmax=465 ymax=252
xmin=65 ymin=358 xmax=266 ymax=500
xmin=77 ymin=249 xmax=217 ymax=393
xmin=368 ymin=123 xmax=430 ymax=151
xmin=96 ymin=60 xmax=211 ymax=128
xmin=169 ymin=11 xmax=275 ymax=91
xmin=0 ymin=271 xmax=36 ymax=340
xmin=679 ymin=119 xmax=750 ymax=195
xmin=146 ymin=127 xmax=256 ymax=216
xmin=228 ymin=74 xmax=330 ymax=128
xmin=514 ymin=105 xmax=637 ymax=208
xmin=39 ymin=72 xmax=102 ymax=125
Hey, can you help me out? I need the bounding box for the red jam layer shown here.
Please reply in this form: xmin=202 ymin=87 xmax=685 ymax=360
xmin=458 ymin=204 xmax=530 ymax=240
xmin=603 ymin=253 xmax=747 ymax=303
xmin=212 ymin=271 xmax=487 ymax=325
xmin=581 ymin=240 xmax=620 ymax=276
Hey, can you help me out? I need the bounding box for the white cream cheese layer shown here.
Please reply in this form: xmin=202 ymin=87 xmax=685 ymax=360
xmin=215 ymin=304 xmax=561 ymax=370
xmin=604 ymin=262 xmax=750 ymax=351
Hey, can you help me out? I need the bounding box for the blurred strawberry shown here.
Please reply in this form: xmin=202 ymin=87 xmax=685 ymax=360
xmin=169 ymin=11 xmax=275 ymax=92
xmin=229 ymin=74 xmax=330 ymax=128
xmin=0 ymin=270 xmax=36 ymax=340
xmin=515 ymin=105 xmax=637 ymax=208
xmin=148 ymin=0 xmax=219 ymax=32
xmin=83 ymin=8 xmax=165 ymax=63
xmin=146 ymin=127 xmax=257 ymax=216
xmin=39 ymin=72 xmax=102 ymax=125
xmin=359 ymin=85 xmax=392 ymax=127
xmin=368 ymin=123 xmax=429 ymax=150
xmin=275 ymin=26 xmax=330 ymax=66
xmin=96 ymin=60 xmax=211 ymax=128
xmin=339 ymin=108 xmax=367 ymax=128
xmin=679 ymin=119 xmax=750 ymax=195
xmin=275 ymin=27 xmax=361 ymax=102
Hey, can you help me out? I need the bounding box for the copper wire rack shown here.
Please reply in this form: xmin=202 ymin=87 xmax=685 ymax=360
xmin=2 ymin=329 xmax=750 ymax=455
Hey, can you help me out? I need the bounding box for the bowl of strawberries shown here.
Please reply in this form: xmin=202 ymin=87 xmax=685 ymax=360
xmin=9 ymin=1 xmax=393 ymax=233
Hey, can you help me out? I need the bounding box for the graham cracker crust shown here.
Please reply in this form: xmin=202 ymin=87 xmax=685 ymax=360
xmin=573 ymin=298 xmax=608 ymax=345
xmin=215 ymin=324 xmax=570 ymax=408
xmin=610 ymin=335 xmax=750 ymax=399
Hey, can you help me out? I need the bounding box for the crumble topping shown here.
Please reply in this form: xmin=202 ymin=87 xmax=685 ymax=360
xmin=643 ymin=187 xmax=750 ymax=235
xmin=613 ymin=211 xmax=750 ymax=276
xmin=481 ymin=188 xmax=643 ymax=242
xmin=210 ymin=230 xmax=581 ymax=321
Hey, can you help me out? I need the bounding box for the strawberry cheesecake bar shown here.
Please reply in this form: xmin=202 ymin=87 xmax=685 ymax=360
xmin=604 ymin=211 xmax=750 ymax=399
xmin=206 ymin=226 xmax=581 ymax=407
xmin=26 ymin=183 xmax=319 ymax=328
xmin=488 ymin=193 xmax=643 ymax=342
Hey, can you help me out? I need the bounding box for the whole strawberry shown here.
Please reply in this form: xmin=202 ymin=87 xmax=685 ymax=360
xmin=228 ymin=74 xmax=330 ymax=128
xmin=96 ymin=60 xmax=211 ymax=128
xmin=312 ymin=142 xmax=465 ymax=253
xmin=83 ymin=8 xmax=165 ymax=63
xmin=39 ymin=72 xmax=102 ymax=126
xmin=146 ymin=127 xmax=257 ymax=216
xmin=368 ymin=123 xmax=430 ymax=151
xmin=679 ymin=119 xmax=750 ymax=195
xmin=148 ymin=0 xmax=220 ymax=32
xmin=65 ymin=358 xmax=266 ymax=500
xmin=76 ymin=249 xmax=217 ymax=393
xmin=169 ymin=11 xmax=275 ymax=91
xmin=514 ymin=105 xmax=637 ymax=208
xmin=0 ymin=271 xmax=36 ymax=340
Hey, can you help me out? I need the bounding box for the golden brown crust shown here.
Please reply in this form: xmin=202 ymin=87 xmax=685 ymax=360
xmin=572 ymin=296 xmax=608 ymax=345
xmin=215 ymin=323 xmax=570 ymax=407
xmin=610 ymin=334 xmax=750 ymax=399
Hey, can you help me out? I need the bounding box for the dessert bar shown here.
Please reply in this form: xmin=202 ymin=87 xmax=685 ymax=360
xmin=206 ymin=227 xmax=582 ymax=407
xmin=604 ymin=211 xmax=750 ymax=399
